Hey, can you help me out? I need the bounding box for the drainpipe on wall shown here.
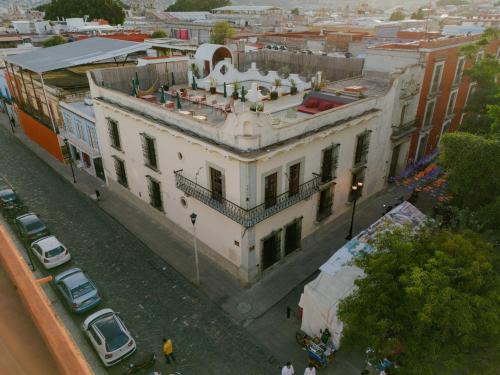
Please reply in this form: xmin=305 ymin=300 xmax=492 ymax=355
xmin=39 ymin=73 xmax=58 ymax=134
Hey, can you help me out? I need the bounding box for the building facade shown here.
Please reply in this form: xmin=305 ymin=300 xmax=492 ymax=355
xmin=367 ymin=34 xmax=500 ymax=167
xmin=60 ymin=100 xmax=105 ymax=180
xmin=87 ymin=45 xmax=422 ymax=285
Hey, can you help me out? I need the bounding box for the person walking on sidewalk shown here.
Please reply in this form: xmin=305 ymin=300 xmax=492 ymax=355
xmin=282 ymin=361 xmax=294 ymax=375
xmin=163 ymin=338 xmax=176 ymax=364
xmin=304 ymin=363 xmax=316 ymax=375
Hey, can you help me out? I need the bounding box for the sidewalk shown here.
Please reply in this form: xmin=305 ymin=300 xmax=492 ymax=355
xmin=2 ymin=115 xmax=408 ymax=324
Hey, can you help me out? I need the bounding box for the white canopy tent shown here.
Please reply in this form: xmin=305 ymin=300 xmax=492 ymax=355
xmin=299 ymin=202 xmax=426 ymax=348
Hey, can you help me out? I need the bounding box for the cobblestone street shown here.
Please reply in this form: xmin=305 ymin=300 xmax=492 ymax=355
xmin=0 ymin=122 xmax=277 ymax=374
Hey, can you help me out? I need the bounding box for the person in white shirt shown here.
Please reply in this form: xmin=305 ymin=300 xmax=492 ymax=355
xmin=282 ymin=361 xmax=294 ymax=375
xmin=304 ymin=363 xmax=317 ymax=375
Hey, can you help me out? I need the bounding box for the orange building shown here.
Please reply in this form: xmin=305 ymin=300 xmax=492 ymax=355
xmin=408 ymin=35 xmax=500 ymax=163
xmin=372 ymin=34 xmax=500 ymax=165
xmin=4 ymin=37 xmax=147 ymax=162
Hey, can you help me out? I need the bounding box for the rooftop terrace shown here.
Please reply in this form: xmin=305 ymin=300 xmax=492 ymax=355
xmin=89 ymin=58 xmax=381 ymax=154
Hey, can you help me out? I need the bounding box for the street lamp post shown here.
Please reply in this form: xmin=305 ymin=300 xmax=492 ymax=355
xmin=346 ymin=181 xmax=364 ymax=240
xmin=190 ymin=213 xmax=200 ymax=286
xmin=63 ymin=138 xmax=76 ymax=184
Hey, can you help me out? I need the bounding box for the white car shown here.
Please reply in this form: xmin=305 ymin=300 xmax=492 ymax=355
xmin=82 ymin=308 xmax=136 ymax=367
xmin=30 ymin=235 xmax=71 ymax=269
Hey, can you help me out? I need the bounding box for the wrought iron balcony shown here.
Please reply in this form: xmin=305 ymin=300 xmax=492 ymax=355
xmin=174 ymin=170 xmax=321 ymax=228
xmin=391 ymin=120 xmax=416 ymax=141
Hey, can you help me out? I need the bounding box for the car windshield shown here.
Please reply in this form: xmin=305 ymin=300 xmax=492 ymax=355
xmin=25 ymin=220 xmax=45 ymax=232
xmin=46 ymin=246 xmax=65 ymax=258
xmin=71 ymin=282 xmax=94 ymax=298
xmin=95 ymin=316 xmax=129 ymax=352
xmin=0 ymin=190 xmax=15 ymax=200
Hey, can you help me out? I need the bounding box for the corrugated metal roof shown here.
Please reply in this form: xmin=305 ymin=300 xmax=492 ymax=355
xmin=4 ymin=37 xmax=148 ymax=73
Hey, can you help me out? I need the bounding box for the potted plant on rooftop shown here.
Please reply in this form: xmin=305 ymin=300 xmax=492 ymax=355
xmin=274 ymin=78 xmax=282 ymax=96
xmin=209 ymin=77 xmax=217 ymax=95
xmin=290 ymin=79 xmax=298 ymax=95
xmin=232 ymin=80 xmax=240 ymax=100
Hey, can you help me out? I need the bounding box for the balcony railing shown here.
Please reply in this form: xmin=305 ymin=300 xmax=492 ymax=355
xmin=391 ymin=120 xmax=416 ymax=141
xmin=174 ymin=170 xmax=321 ymax=228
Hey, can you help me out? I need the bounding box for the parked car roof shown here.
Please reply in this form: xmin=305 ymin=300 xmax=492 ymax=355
xmin=32 ymin=235 xmax=62 ymax=252
xmin=97 ymin=318 xmax=129 ymax=351
xmin=0 ymin=188 xmax=16 ymax=198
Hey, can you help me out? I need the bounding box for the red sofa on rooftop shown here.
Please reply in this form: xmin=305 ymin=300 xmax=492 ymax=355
xmin=297 ymin=96 xmax=344 ymax=114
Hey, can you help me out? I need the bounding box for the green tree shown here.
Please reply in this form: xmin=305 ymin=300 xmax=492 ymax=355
xmin=166 ymin=0 xmax=230 ymax=11
xmin=459 ymin=56 xmax=500 ymax=135
xmin=151 ymin=30 xmax=167 ymax=38
xmin=210 ymin=21 xmax=235 ymax=44
xmin=389 ymin=10 xmax=405 ymax=21
xmin=338 ymin=227 xmax=500 ymax=375
xmin=291 ymin=8 xmax=299 ymax=16
xmin=42 ymin=0 xmax=125 ymax=25
xmin=42 ymin=35 xmax=66 ymax=48
xmin=440 ymin=132 xmax=500 ymax=209
xmin=410 ymin=8 xmax=425 ymax=20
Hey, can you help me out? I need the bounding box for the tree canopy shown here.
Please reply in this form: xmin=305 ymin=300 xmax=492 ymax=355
xmin=459 ymin=29 xmax=500 ymax=136
xmin=389 ymin=10 xmax=405 ymax=21
xmin=42 ymin=35 xmax=66 ymax=48
xmin=440 ymin=132 xmax=500 ymax=209
xmin=338 ymin=227 xmax=500 ymax=375
xmin=410 ymin=8 xmax=425 ymax=20
xmin=166 ymin=0 xmax=230 ymax=12
xmin=151 ymin=30 xmax=167 ymax=38
xmin=210 ymin=21 xmax=235 ymax=44
xmin=41 ymin=0 xmax=125 ymax=25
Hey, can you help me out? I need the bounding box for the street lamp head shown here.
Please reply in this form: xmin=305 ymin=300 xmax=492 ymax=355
xmin=190 ymin=212 xmax=197 ymax=225
xmin=357 ymin=181 xmax=364 ymax=188
xmin=351 ymin=185 xmax=358 ymax=191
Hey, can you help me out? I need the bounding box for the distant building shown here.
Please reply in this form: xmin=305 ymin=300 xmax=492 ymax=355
xmin=209 ymin=5 xmax=288 ymax=29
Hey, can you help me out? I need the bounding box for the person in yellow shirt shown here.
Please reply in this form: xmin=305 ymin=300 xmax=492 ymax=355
xmin=163 ymin=337 xmax=176 ymax=364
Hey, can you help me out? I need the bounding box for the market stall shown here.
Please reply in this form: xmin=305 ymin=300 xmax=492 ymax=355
xmin=298 ymin=202 xmax=426 ymax=348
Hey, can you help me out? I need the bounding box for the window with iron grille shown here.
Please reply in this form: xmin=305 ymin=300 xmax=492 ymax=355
xmin=423 ymin=100 xmax=435 ymax=128
xmin=321 ymin=144 xmax=340 ymax=183
xmin=453 ymin=57 xmax=465 ymax=86
xmin=210 ymin=167 xmax=223 ymax=202
xmin=107 ymin=119 xmax=121 ymax=150
xmin=113 ymin=157 xmax=128 ymax=187
xmin=141 ymin=133 xmax=158 ymax=170
xmin=147 ymin=176 xmax=163 ymax=211
xmin=430 ymin=63 xmax=443 ymax=93
xmin=354 ymin=131 xmax=370 ymax=167
xmin=288 ymin=163 xmax=300 ymax=196
xmin=265 ymin=172 xmax=278 ymax=208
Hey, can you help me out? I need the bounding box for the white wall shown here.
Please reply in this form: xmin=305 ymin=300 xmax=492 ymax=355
xmin=88 ymin=62 xmax=418 ymax=284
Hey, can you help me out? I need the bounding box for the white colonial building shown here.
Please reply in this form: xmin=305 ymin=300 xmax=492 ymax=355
xmin=87 ymin=44 xmax=422 ymax=285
